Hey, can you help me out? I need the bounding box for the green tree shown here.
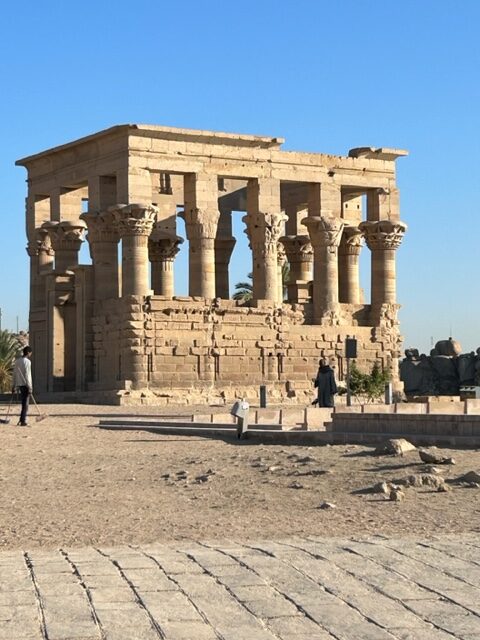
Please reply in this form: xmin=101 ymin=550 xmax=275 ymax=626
xmin=0 ymin=330 xmax=21 ymax=393
xmin=281 ymin=262 xmax=290 ymax=300
xmin=233 ymin=272 xmax=253 ymax=302
xmin=233 ymin=264 xmax=290 ymax=302
xmin=348 ymin=361 xmax=390 ymax=403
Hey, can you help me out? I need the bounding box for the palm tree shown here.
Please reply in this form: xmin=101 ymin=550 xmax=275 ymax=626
xmin=0 ymin=330 xmax=21 ymax=392
xmin=233 ymin=264 xmax=290 ymax=302
xmin=233 ymin=272 xmax=253 ymax=301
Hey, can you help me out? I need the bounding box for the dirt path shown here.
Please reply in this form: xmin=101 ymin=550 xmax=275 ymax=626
xmin=0 ymin=404 xmax=479 ymax=549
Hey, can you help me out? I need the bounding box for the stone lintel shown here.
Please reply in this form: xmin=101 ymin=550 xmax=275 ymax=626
xmin=348 ymin=147 xmax=409 ymax=161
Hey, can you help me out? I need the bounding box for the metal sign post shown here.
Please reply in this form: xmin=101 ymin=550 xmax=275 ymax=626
xmin=345 ymin=336 xmax=357 ymax=408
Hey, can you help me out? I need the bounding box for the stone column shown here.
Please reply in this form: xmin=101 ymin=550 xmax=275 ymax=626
xmin=338 ymin=226 xmax=363 ymax=304
xmin=280 ymin=235 xmax=313 ymax=303
xmin=303 ymin=216 xmax=344 ymax=323
xmin=42 ymin=220 xmax=86 ymax=272
xmin=214 ymin=237 xmax=236 ymax=299
xmin=27 ymin=230 xmax=55 ymax=309
xmin=36 ymin=228 xmax=55 ymax=274
xmin=277 ymin=241 xmax=287 ymax=304
xmin=359 ymin=220 xmax=407 ymax=309
xmin=244 ymin=178 xmax=287 ymax=303
xmin=81 ymin=210 xmax=120 ymax=300
xmin=112 ymin=204 xmax=157 ymax=297
xmin=183 ymin=173 xmax=220 ymax=299
xmin=26 ymin=242 xmax=40 ymax=310
xmin=148 ymin=229 xmax=183 ymax=296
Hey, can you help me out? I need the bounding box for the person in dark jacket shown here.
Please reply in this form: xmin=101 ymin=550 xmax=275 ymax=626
xmin=314 ymin=358 xmax=337 ymax=407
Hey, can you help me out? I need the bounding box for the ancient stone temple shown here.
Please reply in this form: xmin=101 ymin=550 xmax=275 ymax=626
xmin=16 ymin=125 xmax=407 ymax=404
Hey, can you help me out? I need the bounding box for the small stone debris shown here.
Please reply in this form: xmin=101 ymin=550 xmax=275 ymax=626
xmin=288 ymin=481 xmax=304 ymax=490
xmin=437 ymin=484 xmax=451 ymax=493
xmin=460 ymin=470 xmax=480 ymax=484
xmin=373 ymin=481 xmax=392 ymax=494
xmin=292 ymin=468 xmax=326 ymax=477
xmin=193 ymin=469 xmax=216 ymax=484
xmin=194 ymin=474 xmax=211 ymax=484
xmin=419 ymin=448 xmax=456 ymax=465
xmin=160 ymin=473 xmax=170 ymax=479
xmin=389 ymin=488 xmax=405 ymax=502
xmin=318 ymin=501 xmax=336 ymax=509
xmin=375 ymin=439 xmax=416 ymax=456
xmin=395 ymin=473 xmax=445 ymax=489
xmin=295 ymin=456 xmax=316 ymax=464
xmin=268 ymin=466 xmax=281 ymax=472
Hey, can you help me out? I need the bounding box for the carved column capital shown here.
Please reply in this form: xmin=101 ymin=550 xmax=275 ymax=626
xmin=148 ymin=231 xmax=184 ymax=263
xmin=280 ymin=234 xmax=313 ymax=264
xmin=359 ymin=220 xmax=407 ymax=250
xmin=81 ymin=210 xmax=120 ymax=243
xmin=215 ymin=236 xmax=236 ymax=253
xmin=110 ymin=203 xmax=157 ymax=237
xmin=339 ymin=225 xmax=363 ymax=256
xmin=42 ymin=220 xmax=87 ymax=252
xmin=35 ymin=228 xmax=55 ymax=256
xmin=302 ymin=215 xmax=344 ymax=252
xmin=183 ymin=207 xmax=220 ymax=240
xmin=243 ymin=211 xmax=288 ymax=241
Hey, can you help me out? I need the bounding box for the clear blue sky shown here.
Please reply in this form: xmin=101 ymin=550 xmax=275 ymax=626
xmin=1 ymin=0 xmax=479 ymax=353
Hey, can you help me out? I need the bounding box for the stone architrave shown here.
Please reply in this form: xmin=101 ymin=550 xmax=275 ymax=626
xmin=42 ymin=220 xmax=86 ymax=272
xmin=214 ymin=236 xmax=236 ymax=299
xmin=243 ymin=211 xmax=288 ymax=303
xmin=81 ymin=210 xmax=120 ymax=300
xmin=303 ymin=216 xmax=345 ymax=323
xmin=280 ymin=234 xmax=313 ymax=303
xmin=359 ymin=220 xmax=407 ymax=308
xmin=339 ymin=225 xmax=363 ymax=304
xmin=148 ymin=229 xmax=183 ymax=297
xmin=112 ymin=203 xmax=157 ymax=297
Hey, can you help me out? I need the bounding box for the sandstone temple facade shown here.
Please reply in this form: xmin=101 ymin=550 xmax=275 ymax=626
xmin=16 ymin=125 xmax=407 ymax=404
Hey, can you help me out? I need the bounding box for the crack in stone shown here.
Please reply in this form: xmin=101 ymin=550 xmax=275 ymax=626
xmin=60 ymin=548 xmax=106 ymax=639
xmin=138 ymin=546 xmax=225 ymax=640
xmin=95 ymin=547 xmax=165 ymax=639
xmin=295 ymin=537 xmax=463 ymax=639
xmin=23 ymin=551 xmax=49 ymax=640
xmin=199 ymin=540 xmax=333 ymax=640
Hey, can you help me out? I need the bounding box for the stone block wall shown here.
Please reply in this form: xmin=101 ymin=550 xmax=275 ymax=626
xmin=90 ymin=295 xmax=401 ymax=405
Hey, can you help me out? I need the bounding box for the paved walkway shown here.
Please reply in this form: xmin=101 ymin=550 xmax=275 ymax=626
xmin=0 ymin=536 xmax=479 ymax=639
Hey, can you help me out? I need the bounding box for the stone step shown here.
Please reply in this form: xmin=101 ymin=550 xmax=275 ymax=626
xmin=97 ymin=421 xmax=330 ymax=444
xmin=98 ymin=419 xmax=281 ymax=431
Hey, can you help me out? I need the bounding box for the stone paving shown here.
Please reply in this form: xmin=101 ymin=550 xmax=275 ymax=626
xmin=0 ymin=535 xmax=479 ymax=639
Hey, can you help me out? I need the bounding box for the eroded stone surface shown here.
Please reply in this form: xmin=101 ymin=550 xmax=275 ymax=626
xmin=1 ymin=536 xmax=479 ymax=639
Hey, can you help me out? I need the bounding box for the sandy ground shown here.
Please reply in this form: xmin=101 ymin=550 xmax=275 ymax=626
xmin=0 ymin=403 xmax=479 ymax=550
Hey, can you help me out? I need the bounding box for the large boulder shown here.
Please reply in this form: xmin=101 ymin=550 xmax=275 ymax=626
xmin=400 ymin=356 xmax=437 ymax=395
xmin=430 ymin=355 xmax=459 ymax=395
xmin=457 ymin=353 xmax=477 ymax=385
xmin=435 ymin=338 xmax=462 ymax=357
xmin=375 ymin=439 xmax=416 ymax=456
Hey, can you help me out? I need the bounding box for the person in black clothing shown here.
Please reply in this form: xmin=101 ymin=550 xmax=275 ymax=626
xmin=313 ymin=358 xmax=337 ymax=408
